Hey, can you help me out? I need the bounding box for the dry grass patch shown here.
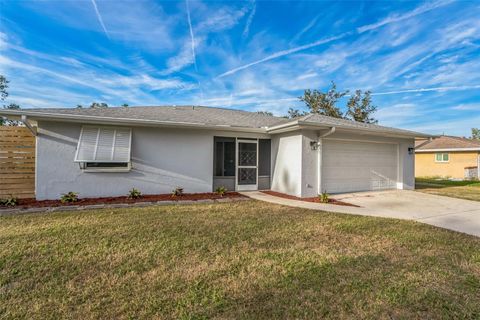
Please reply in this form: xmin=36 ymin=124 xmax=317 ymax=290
xmin=1 ymin=201 xmax=479 ymax=319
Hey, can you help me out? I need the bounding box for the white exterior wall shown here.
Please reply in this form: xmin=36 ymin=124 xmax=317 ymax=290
xmin=301 ymin=131 xmax=319 ymax=197
xmin=271 ymin=130 xmax=415 ymax=197
xmin=270 ymin=130 xmax=319 ymax=198
xmin=398 ymin=141 xmax=415 ymax=190
xmin=36 ymin=121 xmax=267 ymax=200
xmin=35 ymin=120 xmax=415 ymax=200
xmin=271 ymin=132 xmax=303 ymax=197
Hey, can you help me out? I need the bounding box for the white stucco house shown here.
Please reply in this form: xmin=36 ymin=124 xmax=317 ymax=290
xmin=0 ymin=106 xmax=429 ymax=200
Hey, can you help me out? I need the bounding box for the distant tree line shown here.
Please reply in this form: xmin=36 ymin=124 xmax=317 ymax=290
xmin=76 ymin=102 xmax=129 ymax=108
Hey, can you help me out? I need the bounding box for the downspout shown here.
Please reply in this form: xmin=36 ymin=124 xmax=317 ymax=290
xmin=317 ymin=127 xmax=336 ymax=195
xmin=21 ymin=115 xmax=37 ymax=136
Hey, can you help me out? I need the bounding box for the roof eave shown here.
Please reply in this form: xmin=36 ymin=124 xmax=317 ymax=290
xmin=266 ymin=119 xmax=430 ymax=138
xmin=0 ymin=109 xmax=268 ymax=134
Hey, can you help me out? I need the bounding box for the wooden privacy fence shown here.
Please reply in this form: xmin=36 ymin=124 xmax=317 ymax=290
xmin=0 ymin=126 xmax=36 ymax=199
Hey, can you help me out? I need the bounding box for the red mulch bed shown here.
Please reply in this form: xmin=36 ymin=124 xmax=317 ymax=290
xmin=0 ymin=192 xmax=247 ymax=210
xmin=262 ymin=191 xmax=359 ymax=207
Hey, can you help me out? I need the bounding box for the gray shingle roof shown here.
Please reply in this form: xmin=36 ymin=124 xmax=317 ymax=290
xmin=296 ymin=113 xmax=427 ymax=137
xmin=416 ymin=135 xmax=480 ymax=150
xmin=2 ymin=105 xmax=429 ymax=137
xmin=24 ymin=106 xmax=289 ymax=129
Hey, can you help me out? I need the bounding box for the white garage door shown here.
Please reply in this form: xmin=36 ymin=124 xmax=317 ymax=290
xmin=322 ymin=140 xmax=398 ymax=193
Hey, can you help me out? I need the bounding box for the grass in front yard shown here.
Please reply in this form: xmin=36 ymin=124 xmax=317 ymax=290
xmin=1 ymin=201 xmax=480 ymax=319
xmin=416 ymin=177 xmax=480 ymax=201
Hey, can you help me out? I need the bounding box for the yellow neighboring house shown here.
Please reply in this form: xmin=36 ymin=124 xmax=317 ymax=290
xmin=415 ymin=136 xmax=480 ymax=179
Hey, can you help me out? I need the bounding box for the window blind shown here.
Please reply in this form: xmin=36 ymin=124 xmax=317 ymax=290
xmin=74 ymin=126 xmax=132 ymax=163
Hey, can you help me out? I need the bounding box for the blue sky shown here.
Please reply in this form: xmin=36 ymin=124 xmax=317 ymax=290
xmin=0 ymin=0 xmax=479 ymax=136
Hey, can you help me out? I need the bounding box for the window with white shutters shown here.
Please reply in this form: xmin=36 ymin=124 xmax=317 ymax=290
xmin=74 ymin=126 xmax=132 ymax=171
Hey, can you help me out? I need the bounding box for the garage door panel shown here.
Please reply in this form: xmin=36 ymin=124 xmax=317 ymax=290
xmin=324 ymin=165 xmax=397 ymax=178
xmin=322 ymin=140 xmax=398 ymax=193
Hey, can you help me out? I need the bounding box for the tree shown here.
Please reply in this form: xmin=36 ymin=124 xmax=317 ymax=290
xmin=345 ymin=90 xmax=378 ymax=123
xmin=0 ymin=75 xmax=8 ymax=101
xmin=1 ymin=103 xmax=21 ymax=126
xmin=299 ymin=81 xmax=348 ymax=118
xmin=256 ymin=111 xmax=273 ymax=116
xmin=76 ymin=104 xmax=83 ymax=108
xmin=472 ymin=128 xmax=480 ymax=140
xmin=121 ymin=103 xmax=129 ymax=107
xmin=90 ymin=102 xmax=108 ymax=108
xmin=285 ymin=107 xmax=307 ymax=119
xmin=0 ymin=76 xmax=21 ymax=126
xmin=5 ymin=103 xmax=20 ymax=110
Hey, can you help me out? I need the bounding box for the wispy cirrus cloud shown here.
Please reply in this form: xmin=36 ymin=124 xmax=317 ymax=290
xmin=451 ymin=103 xmax=480 ymax=111
xmin=242 ymin=1 xmax=256 ymax=39
xmin=357 ymin=0 xmax=453 ymax=33
xmin=185 ymin=0 xmax=198 ymax=72
xmin=218 ymin=33 xmax=350 ymax=77
xmin=90 ymin=0 xmax=110 ymax=38
xmin=0 ymin=48 xmax=194 ymax=108
xmin=373 ymin=85 xmax=480 ymax=96
xmin=218 ymin=0 xmax=454 ymax=78
xmin=163 ymin=1 xmax=251 ymax=75
xmin=290 ymin=14 xmax=321 ymax=43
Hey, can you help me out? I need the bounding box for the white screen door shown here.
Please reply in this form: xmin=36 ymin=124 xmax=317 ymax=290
xmin=236 ymin=139 xmax=258 ymax=191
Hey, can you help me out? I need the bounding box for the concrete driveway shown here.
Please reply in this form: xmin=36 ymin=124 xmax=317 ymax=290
xmin=244 ymin=190 xmax=480 ymax=237
xmin=333 ymin=190 xmax=480 ymax=237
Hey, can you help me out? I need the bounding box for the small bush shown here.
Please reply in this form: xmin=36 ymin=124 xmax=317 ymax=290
xmin=60 ymin=192 xmax=79 ymax=203
xmin=171 ymin=187 xmax=184 ymax=197
xmin=128 ymin=188 xmax=142 ymax=199
xmin=0 ymin=196 xmax=18 ymax=207
xmin=319 ymin=191 xmax=329 ymax=203
xmin=215 ymin=186 xmax=227 ymax=197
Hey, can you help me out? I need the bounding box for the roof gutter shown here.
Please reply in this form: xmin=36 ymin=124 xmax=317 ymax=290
xmin=319 ymin=126 xmax=336 ymax=138
xmin=0 ymin=109 xmax=268 ymax=134
xmin=266 ymin=119 xmax=300 ymax=133
xmin=267 ymin=119 xmax=430 ymax=138
xmin=266 ymin=120 xmax=331 ymax=134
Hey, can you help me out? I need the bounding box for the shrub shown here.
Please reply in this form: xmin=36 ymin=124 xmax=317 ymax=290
xmin=60 ymin=192 xmax=79 ymax=203
xmin=171 ymin=187 xmax=184 ymax=197
xmin=0 ymin=196 xmax=18 ymax=207
xmin=128 ymin=188 xmax=142 ymax=199
xmin=319 ymin=191 xmax=329 ymax=203
xmin=215 ymin=186 xmax=227 ymax=197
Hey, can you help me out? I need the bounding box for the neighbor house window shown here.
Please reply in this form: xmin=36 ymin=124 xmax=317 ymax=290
xmin=435 ymin=153 xmax=449 ymax=162
xmin=74 ymin=126 xmax=132 ymax=172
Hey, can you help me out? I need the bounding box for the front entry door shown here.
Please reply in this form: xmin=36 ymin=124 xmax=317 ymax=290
xmin=236 ymin=139 xmax=258 ymax=191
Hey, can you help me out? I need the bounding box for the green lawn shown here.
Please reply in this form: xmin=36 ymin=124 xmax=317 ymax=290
xmin=1 ymin=201 xmax=480 ymax=319
xmin=416 ymin=178 xmax=480 ymax=202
